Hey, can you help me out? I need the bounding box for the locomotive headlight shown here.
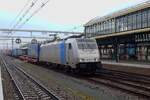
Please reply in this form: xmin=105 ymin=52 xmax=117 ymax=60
xmin=80 ymin=58 xmax=84 ymax=62
xmin=94 ymin=58 xmax=99 ymax=62
xmin=79 ymin=59 xmax=82 ymax=62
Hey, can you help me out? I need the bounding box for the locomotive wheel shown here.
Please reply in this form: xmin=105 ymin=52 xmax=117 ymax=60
xmin=64 ymin=66 xmax=71 ymax=73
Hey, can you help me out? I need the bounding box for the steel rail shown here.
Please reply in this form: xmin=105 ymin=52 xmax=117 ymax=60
xmin=2 ymin=56 xmax=59 ymax=100
xmin=1 ymin=56 xmax=25 ymax=100
xmin=13 ymin=62 xmax=59 ymax=100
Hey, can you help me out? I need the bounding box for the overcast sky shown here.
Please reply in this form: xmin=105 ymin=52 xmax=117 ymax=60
xmin=0 ymin=0 xmax=148 ymax=49
xmin=0 ymin=0 xmax=147 ymax=31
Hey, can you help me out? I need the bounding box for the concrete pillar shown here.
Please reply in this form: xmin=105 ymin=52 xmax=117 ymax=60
xmin=99 ymin=46 xmax=102 ymax=59
xmin=124 ymin=44 xmax=129 ymax=60
xmin=114 ymin=39 xmax=119 ymax=62
xmin=148 ymin=46 xmax=150 ymax=61
xmin=134 ymin=44 xmax=137 ymax=60
xmin=146 ymin=46 xmax=149 ymax=61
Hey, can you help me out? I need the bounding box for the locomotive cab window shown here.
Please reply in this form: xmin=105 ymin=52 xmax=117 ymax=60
xmin=76 ymin=39 xmax=97 ymax=49
xmin=69 ymin=43 xmax=72 ymax=49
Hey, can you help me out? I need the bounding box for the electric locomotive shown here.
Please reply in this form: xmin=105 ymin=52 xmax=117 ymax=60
xmin=39 ymin=38 xmax=101 ymax=73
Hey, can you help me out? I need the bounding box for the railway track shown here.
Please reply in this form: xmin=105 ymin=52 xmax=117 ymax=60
xmin=4 ymin=55 xmax=150 ymax=99
xmin=1 ymin=56 xmax=59 ymax=100
xmin=45 ymin=63 xmax=150 ymax=99
xmin=100 ymin=69 xmax=150 ymax=84
xmin=30 ymin=60 xmax=150 ymax=99
xmin=87 ymin=69 xmax=150 ymax=98
xmin=0 ymin=56 xmax=23 ymax=100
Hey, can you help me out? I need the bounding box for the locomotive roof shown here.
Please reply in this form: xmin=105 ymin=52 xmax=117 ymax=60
xmin=20 ymin=47 xmax=28 ymax=49
xmin=40 ymin=40 xmax=63 ymax=46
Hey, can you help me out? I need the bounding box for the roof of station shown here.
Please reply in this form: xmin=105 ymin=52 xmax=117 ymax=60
xmin=84 ymin=1 xmax=150 ymax=26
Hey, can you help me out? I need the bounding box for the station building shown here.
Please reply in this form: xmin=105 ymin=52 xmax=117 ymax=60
xmin=84 ymin=1 xmax=150 ymax=62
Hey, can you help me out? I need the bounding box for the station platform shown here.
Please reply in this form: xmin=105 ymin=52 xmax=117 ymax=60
xmin=101 ymin=60 xmax=150 ymax=76
xmin=0 ymin=67 xmax=4 ymax=100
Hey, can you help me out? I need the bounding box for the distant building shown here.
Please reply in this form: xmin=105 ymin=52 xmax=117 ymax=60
xmin=84 ymin=1 xmax=150 ymax=37
xmin=84 ymin=1 xmax=150 ymax=62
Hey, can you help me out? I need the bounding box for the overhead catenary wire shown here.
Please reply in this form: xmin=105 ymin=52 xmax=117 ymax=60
xmin=9 ymin=0 xmax=31 ymax=29
xmin=17 ymin=0 xmax=51 ymax=29
xmin=12 ymin=0 xmax=40 ymax=29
